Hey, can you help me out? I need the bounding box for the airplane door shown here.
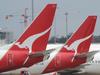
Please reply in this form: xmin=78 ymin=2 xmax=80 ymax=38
xmin=8 ymin=53 xmax=13 ymax=66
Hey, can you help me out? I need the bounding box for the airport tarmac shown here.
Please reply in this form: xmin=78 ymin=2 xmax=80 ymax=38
xmin=0 ymin=73 xmax=100 ymax=75
xmin=59 ymin=73 xmax=100 ymax=75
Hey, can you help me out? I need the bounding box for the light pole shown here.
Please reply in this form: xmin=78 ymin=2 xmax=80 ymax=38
xmin=54 ymin=6 xmax=59 ymax=43
xmin=21 ymin=8 xmax=28 ymax=29
xmin=65 ymin=12 xmax=68 ymax=38
xmin=24 ymin=8 xmax=28 ymax=28
xmin=31 ymin=0 xmax=34 ymax=20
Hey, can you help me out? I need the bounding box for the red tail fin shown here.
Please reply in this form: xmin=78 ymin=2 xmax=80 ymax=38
xmin=64 ymin=16 xmax=97 ymax=59
xmin=10 ymin=4 xmax=57 ymax=53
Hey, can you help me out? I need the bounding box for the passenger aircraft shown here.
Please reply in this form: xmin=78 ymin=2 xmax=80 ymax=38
xmin=0 ymin=4 xmax=56 ymax=73
xmin=48 ymin=44 xmax=100 ymax=74
xmin=2 ymin=16 xmax=98 ymax=75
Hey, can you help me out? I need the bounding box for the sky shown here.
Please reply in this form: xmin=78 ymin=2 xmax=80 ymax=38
xmin=0 ymin=0 xmax=100 ymax=40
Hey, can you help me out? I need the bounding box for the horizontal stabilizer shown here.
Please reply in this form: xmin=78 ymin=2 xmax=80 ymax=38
xmin=75 ymin=51 xmax=99 ymax=59
xmin=28 ymin=49 xmax=55 ymax=58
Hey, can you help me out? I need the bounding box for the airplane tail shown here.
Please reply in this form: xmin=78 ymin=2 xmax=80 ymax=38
xmin=63 ymin=16 xmax=97 ymax=61
xmin=10 ymin=4 xmax=57 ymax=53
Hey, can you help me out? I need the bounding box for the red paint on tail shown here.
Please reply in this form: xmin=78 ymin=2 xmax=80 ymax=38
xmin=10 ymin=4 xmax=57 ymax=53
xmin=0 ymin=4 xmax=57 ymax=69
xmin=64 ymin=16 xmax=97 ymax=54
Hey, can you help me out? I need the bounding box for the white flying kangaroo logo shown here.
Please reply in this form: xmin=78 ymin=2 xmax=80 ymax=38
xmin=15 ymin=26 xmax=51 ymax=54
xmin=64 ymin=34 xmax=92 ymax=62
xmin=15 ymin=26 xmax=51 ymax=65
